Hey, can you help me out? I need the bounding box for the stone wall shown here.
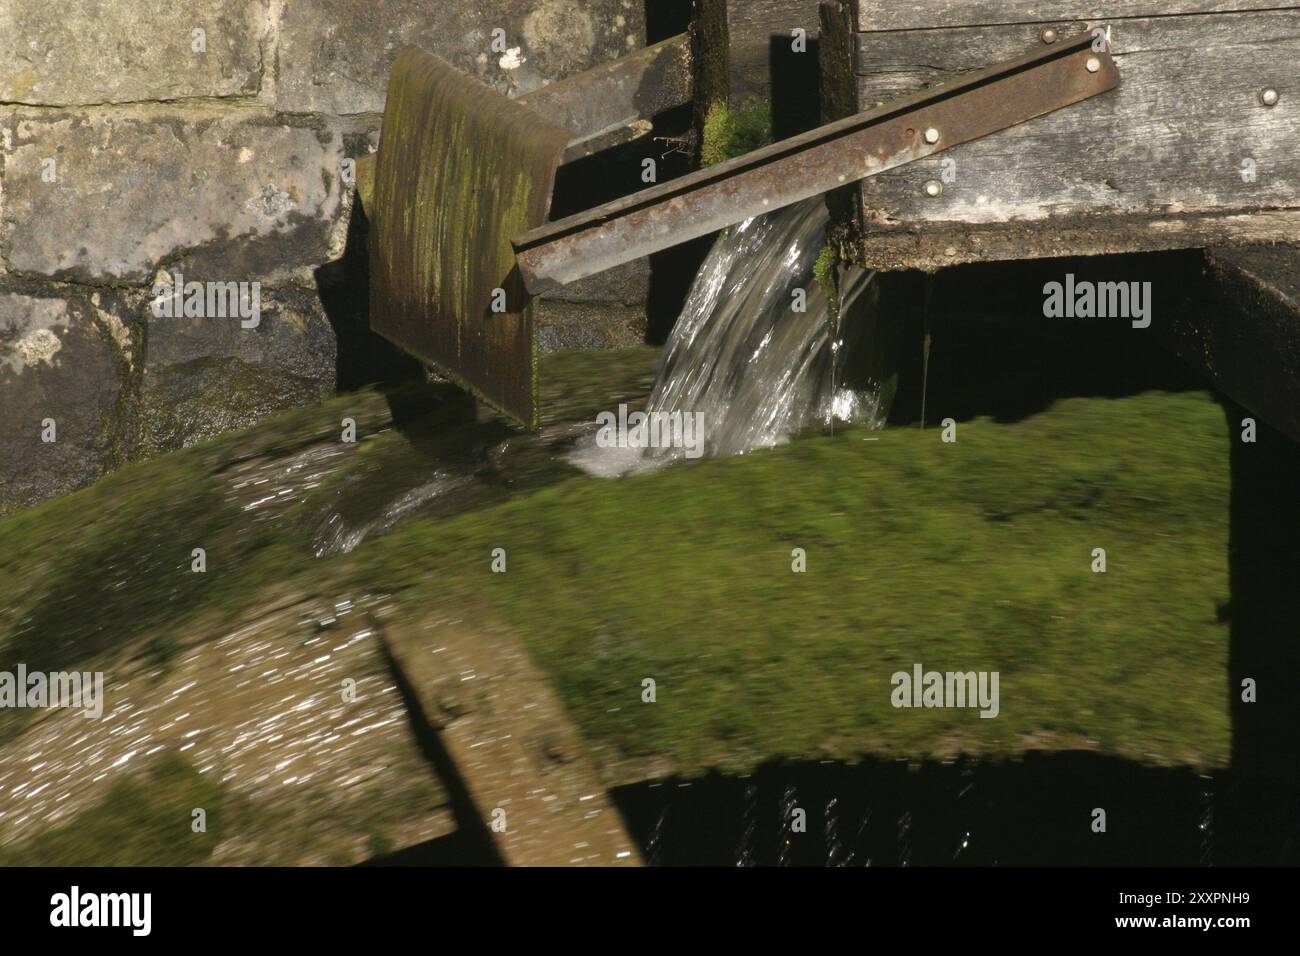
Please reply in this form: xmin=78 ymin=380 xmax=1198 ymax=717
xmin=0 ymin=0 xmax=647 ymax=514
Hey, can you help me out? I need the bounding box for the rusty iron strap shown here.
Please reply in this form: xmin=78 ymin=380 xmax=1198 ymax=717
xmin=513 ymin=32 xmax=1119 ymax=295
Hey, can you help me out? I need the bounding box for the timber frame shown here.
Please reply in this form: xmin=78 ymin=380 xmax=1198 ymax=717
xmin=820 ymin=1 xmax=1300 ymax=271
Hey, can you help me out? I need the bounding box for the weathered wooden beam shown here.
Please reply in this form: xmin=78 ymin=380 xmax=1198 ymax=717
xmin=853 ymin=0 xmax=1297 ymax=32
xmin=848 ymin=3 xmax=1300 ymax=271
xmin=819 ymin=1 xmax=863 ymax=240
xmin=699 ymin=0 xmax=824 ymax=106
xmin=514 ymin=33 xmax=1119 ymax=294
xmin=1152 ymin=245 xmax=1300 ymax=444
xmin=356 ymin=33 xmax=695 ymax=212
xmin=380 ymin=616 xmax=642 ymax=866
xmin=369 ymin=49 xmax=572 ymax=428
xmin=818 ymin=2 xmax=855 ymax=124
xmin=519 ymin=33 xmax=694 ymax=159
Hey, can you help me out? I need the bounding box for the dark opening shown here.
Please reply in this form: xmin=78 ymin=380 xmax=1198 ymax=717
xmin=645 ymin=0 xmax=695 ymax=44
xmin=768 ymin=35 xmax=822 ymax=140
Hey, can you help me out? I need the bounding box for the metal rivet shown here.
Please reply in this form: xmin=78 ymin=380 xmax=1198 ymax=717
xmin=1085 ymin=57 xmax=1101 ymax=73
xmin=923 ymin=180 xmax=943 ymax=198
xmin=923 ymin=127 xmax=940 ymax=144
xmin=1260 ymin=87 xmax=1279 ymax=107
xmin=1040 ymin=28 xmax=1058 ymax=44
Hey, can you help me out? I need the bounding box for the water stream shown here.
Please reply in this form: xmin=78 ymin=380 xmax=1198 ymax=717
xmin=569 ymin=198 xmax=885 ymax=477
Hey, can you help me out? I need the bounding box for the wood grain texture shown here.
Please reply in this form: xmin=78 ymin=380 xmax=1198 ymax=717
xmin=848 ymin=10 xmax=1300 ymax=270
xmin=820 ymin=1 xmax=867 ymax=241
xmin=849 ymin=209 xmax=1300 ymax=271
xmin=853 ymin=0 xmax=1296 ymax=32
xmin=370 ymin=49 xmax=571 ymax=427
xmin=704 ymin=0 xmax=823 ymax=102
xmin=820 ymin=0 xmax=858 ymax=122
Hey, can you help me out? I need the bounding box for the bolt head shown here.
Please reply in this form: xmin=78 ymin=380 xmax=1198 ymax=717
xmin=923 ymin=127 xmax=940 ymax=144
xmin=1085 ymin=56 xmax=1101 ymax=73
xmin=923 ymin=180 xmax=943 ymax=198
xmin=1260 ymin=87 xmax=1280 ymax=107
xmin=1040 ymin=28 xmax=1058 ymax=44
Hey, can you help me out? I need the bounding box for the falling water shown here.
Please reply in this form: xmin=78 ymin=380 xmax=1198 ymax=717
xmin=569 ymin=197 xmax=884 ymax=477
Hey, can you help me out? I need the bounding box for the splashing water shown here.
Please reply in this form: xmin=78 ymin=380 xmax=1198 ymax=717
xmin=569 ymin=198 xmax=883 ymax=477
xmin=313 ymin=472 xmax=471 ymax=557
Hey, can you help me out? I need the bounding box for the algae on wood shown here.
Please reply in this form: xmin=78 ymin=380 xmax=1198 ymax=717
xmin=369 ymin=48 xmax=572 ymax=427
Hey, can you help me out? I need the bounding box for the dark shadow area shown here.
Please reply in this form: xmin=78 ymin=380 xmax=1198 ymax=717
xmin=549 ymin=99 xmax=698 ymax=219
xmin=768 ymin=36 xmax=822 ymax=140
xmin=1218 ymin=400 xmax=1300 ymax=862
xmin=374 ymin=639 xmax=504 ymax=867
xmin=612 ymin=753 xmax=1300 ymax=866
xmin=647 ymin=234 xmax=717 ymax=344
xmin=313 ymin=197 xmax=426 ymax=392
xmin=884 ymin=251 xmax=1208 ymax=427
xmin=644 ymin=104 xmax=716 ymax=344
xmin=548 ymin=100 xmax=712 ymax=348
xmin=645 ymin=0 xmax=695 ymax=44
xmin=549 ymin=140 xmax=665 ymax=219
xmin=375 ymin=378 xmax=510 ymax=470
xmin=361 ymin=829 xmax=504 ymax=867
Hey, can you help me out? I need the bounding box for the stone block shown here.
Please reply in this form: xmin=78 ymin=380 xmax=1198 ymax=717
xmin=0 ymin=0 xmax=270 ymax=106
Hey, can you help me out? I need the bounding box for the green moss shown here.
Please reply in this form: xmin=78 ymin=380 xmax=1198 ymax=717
xmin=813 ymin=242 xmax=841 ymax=336
xmin=813 ymin=243 xmax=839 ymax=293
xmin=0 ymin=348 xmax=1237 ymax=779
xmin=0 ymin=384 xmax=385 ymax=698
xmin=0 ymin=754 xmax=224 ymax=866
xmin=0 ymin=353 xmax=660 ymax=692
xmin=699 ymin=100 xmax=774 ymax=167
xmin=0 ymin=453 xmax=239 ymax=676
xmin=699 ymin=101 xmax=731 ymax=168
xmin=351 ymin=390 xmax=1233 ymax=774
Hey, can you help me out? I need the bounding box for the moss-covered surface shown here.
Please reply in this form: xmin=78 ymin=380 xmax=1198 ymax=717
xmin=0 ymin=748 xmax=444 ymax=866
xmin=814 ymin=241 xmax=842 ymax=338
xmin=699 ymin=100 xmax=774 ymax=167
xmin=1 ymin=350 xmax=1234 ymax=787
xmin=134 ymin=356 xmax=329 ymax=460
xmin=0 ymin=349 xmax=659 ymax=710
xmin=353 ymin=389 xmax=1233 ymax=774
xmin=0 ymin=754 xmax=224 ymax=866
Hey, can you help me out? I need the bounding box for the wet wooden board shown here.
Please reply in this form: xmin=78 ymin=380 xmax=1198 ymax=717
xmin=379 ymin=612 xmax=642 ymax=867
xmin=369 ymin=49 xmax=571 ymax=428
xmin=842 ymin=1 xmax=1300 ymax=270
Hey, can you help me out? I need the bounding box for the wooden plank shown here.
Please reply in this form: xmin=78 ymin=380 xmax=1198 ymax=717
xmin=821 ymin=0 xmax=871 ymax=240
xmin=853 ymin=0 xmax=1295 ymax=32
xmin=819 ymin=1 xmax=858 ymax=123
xmin=516 ymin=34 xmax=1118 ymax=292
xmin=369 ymin=49 xmax=571 ymax=428
xmin=380 ymin=612 xmax=642 ymax=866
xmin=849 ymin=10 xmax=1300 ymax=270
xmin=517 ymin=34 xmax=693 ymax=158
xmin=702 ymin=0 xmax=824 ymax=104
